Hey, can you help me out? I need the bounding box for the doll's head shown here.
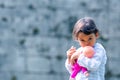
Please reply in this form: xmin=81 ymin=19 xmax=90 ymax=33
xmin=82 ymin=46 xmax=95 ymax=58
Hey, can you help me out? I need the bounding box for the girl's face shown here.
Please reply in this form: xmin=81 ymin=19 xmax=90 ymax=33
xmin=77 ymin=32 xmax=99 ymax=47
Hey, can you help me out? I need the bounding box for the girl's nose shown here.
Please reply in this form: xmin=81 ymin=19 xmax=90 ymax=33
xmin=84 ymin=42 xmax=90 ymax=46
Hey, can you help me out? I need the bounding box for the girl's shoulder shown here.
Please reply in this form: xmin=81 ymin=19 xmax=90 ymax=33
xmin=94 ymin=43 xmax=105 ymax=49
xmin=94 ymin=43 xmax=106 ymax=54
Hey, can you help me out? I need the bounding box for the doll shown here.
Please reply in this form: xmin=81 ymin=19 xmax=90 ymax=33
xmin=70 ymin=46 xmax=95 ymax=78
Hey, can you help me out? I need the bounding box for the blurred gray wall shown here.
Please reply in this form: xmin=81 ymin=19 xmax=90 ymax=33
xmin=0 ymin=0 xmax=120 ymax=80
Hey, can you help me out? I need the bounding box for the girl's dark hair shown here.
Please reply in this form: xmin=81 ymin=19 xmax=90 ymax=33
xmin=72 ymin=17 xmax=99 ymax=40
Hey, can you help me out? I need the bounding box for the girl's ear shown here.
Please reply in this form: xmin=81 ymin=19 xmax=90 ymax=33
xmin=96 ymin=32 xmax=99 ymax=38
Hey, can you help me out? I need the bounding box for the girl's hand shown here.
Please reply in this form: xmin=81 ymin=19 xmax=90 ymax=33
xmin=70 ymin=52 xmax=79 ymax=65
xmin=66 ymin=46 xmax=76 ymax=64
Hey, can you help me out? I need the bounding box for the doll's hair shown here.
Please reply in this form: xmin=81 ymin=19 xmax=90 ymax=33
xmin=72 ymin=17 xmax=99 ymax=40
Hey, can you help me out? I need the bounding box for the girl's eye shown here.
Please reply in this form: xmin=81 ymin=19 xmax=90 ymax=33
xmin=80 ymin=40 xmax=85 ymax=42
xmin=89 ymin=38 xmax=92 ymax=41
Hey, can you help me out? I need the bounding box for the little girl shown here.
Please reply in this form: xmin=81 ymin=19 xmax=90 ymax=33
xmin=65 ymin=17 xmax=107 ymax=80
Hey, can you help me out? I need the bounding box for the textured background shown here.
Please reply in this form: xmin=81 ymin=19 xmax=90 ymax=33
xmin=0 ymin=0 xmax=120 ymax=80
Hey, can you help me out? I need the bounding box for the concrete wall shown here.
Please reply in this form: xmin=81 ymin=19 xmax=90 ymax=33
xmin=0 ymin=0 xmax=120 ymax=80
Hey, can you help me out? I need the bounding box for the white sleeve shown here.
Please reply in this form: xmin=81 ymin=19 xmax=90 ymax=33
xmin=65 ymin=59 xmax=72 ymax=74
xmin=77 ymin=45 xmax=106 ymax=71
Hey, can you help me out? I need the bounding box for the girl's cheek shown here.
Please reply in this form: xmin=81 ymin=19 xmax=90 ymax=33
xmin=80 ymin=43 xmax=84 ymax=47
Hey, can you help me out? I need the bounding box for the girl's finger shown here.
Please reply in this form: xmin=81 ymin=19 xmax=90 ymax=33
xmin=70 ymin=46 xmax=76 ymax=50
xmin=71 ymin=46 xmax=74 ymax=49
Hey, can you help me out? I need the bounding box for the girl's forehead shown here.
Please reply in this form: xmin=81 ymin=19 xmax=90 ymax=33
xmin=78 ymin=33 xmax=95 ymax=39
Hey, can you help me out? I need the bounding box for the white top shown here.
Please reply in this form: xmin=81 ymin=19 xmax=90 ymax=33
xmin=65 ymin=43 xmax=107 ymax=80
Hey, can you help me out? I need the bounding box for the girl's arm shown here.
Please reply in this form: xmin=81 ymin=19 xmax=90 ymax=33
xmin=77 ymin=46 xmax=107 ymax=71
xmin=65 ymin=59 xmax=72 ymax=74
xmin=65 ymin=46 xmax=76 ymax=74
